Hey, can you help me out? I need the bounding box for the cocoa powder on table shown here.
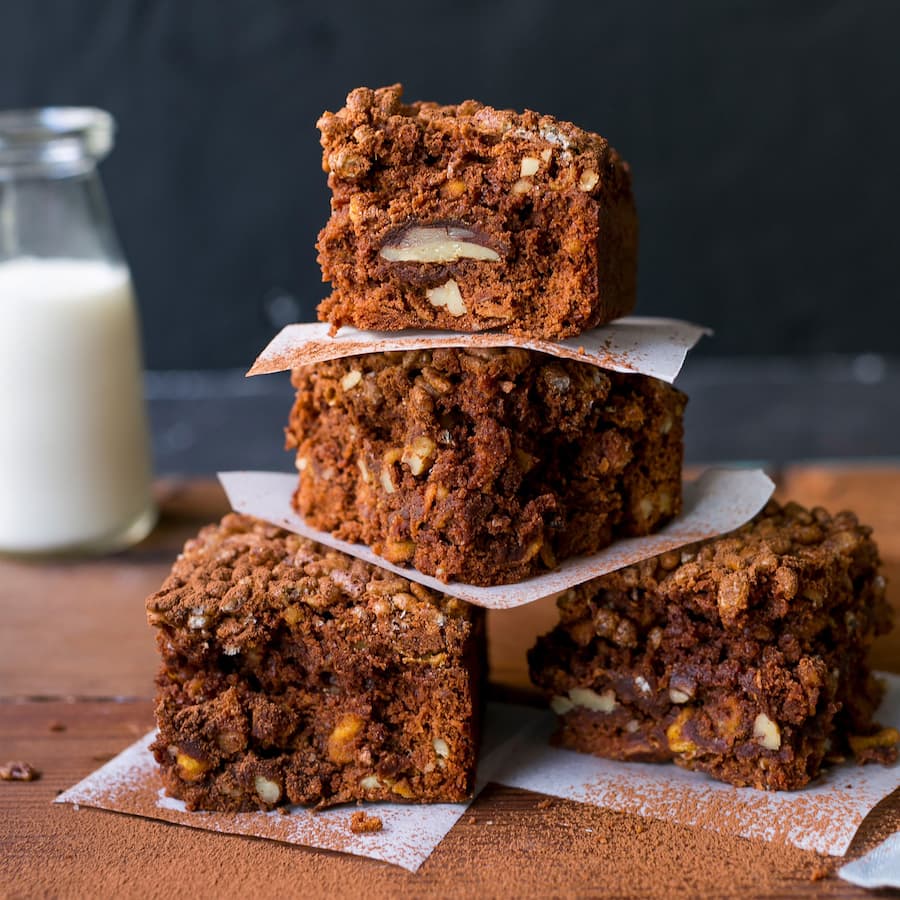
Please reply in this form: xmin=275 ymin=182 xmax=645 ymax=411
xmin=14 ymin=782 xmax=894 ymax=899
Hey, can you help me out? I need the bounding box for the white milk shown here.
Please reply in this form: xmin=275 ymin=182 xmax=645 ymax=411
xmin=0 ymin=257 xmax=155 ymax=553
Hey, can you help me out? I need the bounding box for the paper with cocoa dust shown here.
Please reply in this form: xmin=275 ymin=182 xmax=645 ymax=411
xmin=218 ymin=468 xmax=775 ymax=608
xmin=55 ymin=687 xmax=900 ymax=870
xmin=54 ymin=704 xmax=529 ymax=873
xmin=247 ymin=318 xmax=709 ymax=384
xmin=839 ymin=831 xmax=900 ymax=888
xmin=496 ymin=673 xmax=900 ymax=858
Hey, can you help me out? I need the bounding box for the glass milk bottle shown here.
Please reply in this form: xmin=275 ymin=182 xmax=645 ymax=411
xmin=0 ymin=108 xmax=156 ymax=555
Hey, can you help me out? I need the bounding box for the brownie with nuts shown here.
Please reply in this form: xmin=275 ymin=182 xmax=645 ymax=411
xmin=146 ymin=513 xmax=484 ymax=812
xmin=316 ymin=84 xmax=637 ymax=340
xmin=529 ymin=501 xmax=898 ymax=791
xmin=286 ymin=346 xmax=685 ymax=586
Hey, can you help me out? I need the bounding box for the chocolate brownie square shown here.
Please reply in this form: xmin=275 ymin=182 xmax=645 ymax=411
xmin=529 ymin=501 xmax=898 ymax=790
xmin=286 ymin=346 xmax=685 ymax=586
xmin=316 ymin=84 xmax=637 ymax=340
xmin=146 ymin=514 xmax=484 ymax=811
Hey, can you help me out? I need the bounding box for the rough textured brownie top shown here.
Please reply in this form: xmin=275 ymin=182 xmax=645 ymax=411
xmin=317 ymin=83 xmax=626 ymax=195
xmin=146 ymin=513 xmax=472 ymax=659
xmin=579 ymin=500 xmax=886 ymax=633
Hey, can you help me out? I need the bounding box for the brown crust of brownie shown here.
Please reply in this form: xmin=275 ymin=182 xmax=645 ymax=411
xmin=286 ymin=347 xmax=685 ymax=586
xmin=316 ymin=84 xmax=637 ymax=339
xmin=529 ymin=501 xmax=897 ymax=790
xmin=146 ymin=513 xmax=484 ymax=811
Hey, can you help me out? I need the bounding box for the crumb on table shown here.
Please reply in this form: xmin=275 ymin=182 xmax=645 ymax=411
xmin=0 ymin=761 xmax=40 ymax=781
xmin=350 ymin=810 xmax=383 ymax=834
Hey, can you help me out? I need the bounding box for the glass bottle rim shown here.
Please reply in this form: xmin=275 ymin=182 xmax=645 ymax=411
xmin=0 ymin=107 xmax=115 ymax=176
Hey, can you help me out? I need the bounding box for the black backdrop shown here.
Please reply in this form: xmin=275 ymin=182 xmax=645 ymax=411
xmin=2 ymin=0 xmax=898 ymax=369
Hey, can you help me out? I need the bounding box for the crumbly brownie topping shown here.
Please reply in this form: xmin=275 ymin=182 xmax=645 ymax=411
xmin=317 ymin=84 xmax=625 ymax=199
xmin=147 ymin=512 xmax=471 ymax=658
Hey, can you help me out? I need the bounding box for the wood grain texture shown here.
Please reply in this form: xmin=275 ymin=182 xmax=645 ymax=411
xmin=1 ymin=468 xmax=899 ymax=898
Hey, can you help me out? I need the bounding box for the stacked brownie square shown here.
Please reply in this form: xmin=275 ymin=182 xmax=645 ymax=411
xmin=529 ymin=501 xmax=897 ymax=789
xmin=146 ymin=514 xmax=484 ymax=811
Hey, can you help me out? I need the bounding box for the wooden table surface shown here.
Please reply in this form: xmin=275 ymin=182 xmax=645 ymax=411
xmin=2 ymin=465 xmax=899 ymax=899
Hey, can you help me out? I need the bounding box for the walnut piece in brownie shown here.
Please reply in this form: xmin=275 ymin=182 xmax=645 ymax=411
xmin=529 ymin=501 xmax=897 ymax=790
xmin=146 ymin=514 xmax=484 ymax=812
xmin=286 ymin=347 xmax=685 ymax=586
xmin=316 ymin=84 xmax=637 ymax=340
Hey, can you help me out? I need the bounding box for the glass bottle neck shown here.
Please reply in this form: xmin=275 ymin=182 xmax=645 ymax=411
xmin=0 ymin=156 xmax=123 ymax=265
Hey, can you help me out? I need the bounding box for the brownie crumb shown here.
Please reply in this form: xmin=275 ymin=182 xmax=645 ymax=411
xmin=1 ymin=761 xmax=40 ymax=781
xmin=349 ymin=810 xmax=383 ymax=834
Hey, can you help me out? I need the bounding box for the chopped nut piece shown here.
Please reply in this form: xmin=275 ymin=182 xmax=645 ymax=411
xmin=401 ymin=435 xmax=437 ymax=476
xmin=327 ymin=148 xmax=370 ymax=180
xmin=433 ymin=737 xmax=450 ymax=758
xmin=666 ymin=709 xmax=697 ymax=754
xmin=340 ymin=369 xmax=363 ymax=391
xmin=578 ymin=170 xmax=600 ymax=191
xmin=520 ymin=156 xmax=540 ymax=177
xmin=380 ymin=225 xmax=500 ymax=263
xmin=669 ymin=688 xmax=692 ymax=704
xmin=382 ymin=540 xmax=415 ymax=563
xmin=426 ymin=279 xmax=467 ymax=317
xmin=349 ymin=810 xmax=383 ymax=833
xmin=175 ymin=751 xmax=211 ymax=782
xmin=254 ymin=775 xmax=281 ymax=804
xmin=512 ymin=178 xmax=532 ymax=194
xmin=443 ymin=178 xmax=467 ymax=198
xmin=390 ymin=778 xmax=415 ymax=799
xmin=569 ymin=687 xmax=617 ymax=713
xmin=753 ymin=713 xmax=782 ymax=750
xmin=327 ymin=713 xmax=365 ymax=765
xmin=359 ymin=775 xmax=381 ymax=790
xmin=0 ymin=761 xmax=40 ymax=781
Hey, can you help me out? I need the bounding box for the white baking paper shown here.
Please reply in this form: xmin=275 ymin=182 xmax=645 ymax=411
xmin=55 ymin=684 xmax=900 ymax=869
xmin=54 ymin=703 xmax=531 ymax=873
xmin=218 ymin=468 xmax=775 ymax=607
xmin=247 ymin=318 xmax=710 ymax=384
xmin=839 ymin=831 xmax=900 ymax=889
xmin=496 ymin=672 xmax=900 ymax=858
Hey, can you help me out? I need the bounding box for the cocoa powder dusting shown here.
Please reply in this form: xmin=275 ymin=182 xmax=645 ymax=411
xmin=12 ymin=780 xmax=900 ymax=899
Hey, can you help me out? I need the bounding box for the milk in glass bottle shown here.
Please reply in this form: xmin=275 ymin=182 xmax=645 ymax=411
xmin=0 ymin=108 xmax=156 ymax=554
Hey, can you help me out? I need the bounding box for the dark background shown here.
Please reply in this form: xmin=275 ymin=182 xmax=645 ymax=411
xmin=1 ymin=0 xmax=898 ymax=370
